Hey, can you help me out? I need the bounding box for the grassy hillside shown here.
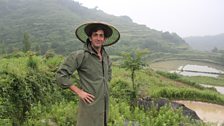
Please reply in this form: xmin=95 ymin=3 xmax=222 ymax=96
xmin=0 ymin=0 xmax=189 ymax=56
xmin=1 ymin=52 xmax=223 ymax=125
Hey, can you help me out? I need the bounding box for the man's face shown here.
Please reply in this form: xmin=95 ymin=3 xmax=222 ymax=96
xmin=89 ymin=30 xmax=106 ymax=49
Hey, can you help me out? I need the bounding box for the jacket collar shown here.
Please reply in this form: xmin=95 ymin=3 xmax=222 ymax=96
xmin=83 ymin=43 xmax=107 ymax=56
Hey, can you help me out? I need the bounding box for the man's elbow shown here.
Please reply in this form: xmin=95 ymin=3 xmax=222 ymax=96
xmin=55 ymin=73 xmax=71 ymax=89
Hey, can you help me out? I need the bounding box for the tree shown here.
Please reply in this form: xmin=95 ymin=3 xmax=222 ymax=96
xmin=121 ymin=49 xmax=148 ymax=108
xmin=0 ymin=40 xmax=6 ymax=54
xmin=34 ymin=45 xmax=41 ymax=55
xmin=221 ymin=52 xmax=224 ymax=65
xmin=23 ymin=32 xmax=31 ymax=52
xmin=212 ymin=47 xmax=218 ymax=53
xmin=40 ymin=43 xmax=49 ymax=55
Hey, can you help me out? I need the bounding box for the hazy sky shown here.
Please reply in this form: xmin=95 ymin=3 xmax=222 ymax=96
xmin=74 ymin=0 xmax=224 ymax=37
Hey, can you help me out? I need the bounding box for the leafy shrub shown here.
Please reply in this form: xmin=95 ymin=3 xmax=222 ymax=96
xmin=44 ymin=49 xmax=56 ymax=59
xmin=157 ymin=71 xmax=180 ymax=80
xmin=44 ymin=55 xmax=63 ymax=72
xmin=110 ymin=79 xmax=131 ymax=101
xmin=3 ymin=51 xmax=26 ymax=59
xmin=27 ymin=55 xmax=38 ymax=70
xmin=0 ymin=70 xmax=62 ymax=125
xmin=27 ymin=101 xmax=77 ymax=126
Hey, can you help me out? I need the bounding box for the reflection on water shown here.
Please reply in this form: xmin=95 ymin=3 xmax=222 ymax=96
xmin=200 ymin=84 xmax=224 ymax=94
xmin=175 ymin=100 xmax=224 ymax=125
xmin=176 ymin=65 xmax=224 ymax=77
xmin=179 ymin=71 xmax=218 ymax=77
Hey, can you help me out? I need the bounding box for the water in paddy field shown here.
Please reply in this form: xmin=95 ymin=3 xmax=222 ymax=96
xmin=175 ymin=64 xmax=224 ymax=77
xmin=175 ymin=100 xmax=224 ymax=126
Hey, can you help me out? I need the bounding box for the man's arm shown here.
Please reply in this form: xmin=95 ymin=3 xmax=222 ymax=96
xmin=56 ymin=51 xmax=95 ymax=103
xmin=56 ymin=52 xmax=78 ymax=88
xmin=108 ymin=57 xmax=112 ymax=82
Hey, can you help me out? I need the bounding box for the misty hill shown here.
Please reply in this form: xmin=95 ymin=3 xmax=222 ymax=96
xmin=0 ymin=0 xmax=189 ymax=55
xmin=184 ymin=33 xmax=224 ymax=51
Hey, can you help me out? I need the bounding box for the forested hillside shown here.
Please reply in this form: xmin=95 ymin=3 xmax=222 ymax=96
xmin=184 ymin=33 xmax=224 ymax=51
xmin=0 ymin=0 xmax=189 ymax=55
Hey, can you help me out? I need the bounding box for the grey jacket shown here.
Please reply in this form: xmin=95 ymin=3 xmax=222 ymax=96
xmin=56 ymin=44 xmax=112 ymax=126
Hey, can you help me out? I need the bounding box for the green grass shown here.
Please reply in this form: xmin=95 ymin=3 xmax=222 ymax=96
xmin=1 ymin=53 xmax=222 ymax=125
xmin=182 ymin=76 xmax=224 ymax=86
xmin=110 ymin=66 xmax=224 ymax=106
xmin=151 ymin=86 xmax=224 ymax=105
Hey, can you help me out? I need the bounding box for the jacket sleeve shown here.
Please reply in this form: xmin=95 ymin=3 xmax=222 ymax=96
xmin=108 ymin=57 xmax=112 ymax=82
xmin=56 ymin=51 xmax=84 ymax=88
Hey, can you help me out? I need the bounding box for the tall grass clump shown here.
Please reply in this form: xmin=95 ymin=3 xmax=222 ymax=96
xmin=151 ymin=87 xmax=224 ymax=105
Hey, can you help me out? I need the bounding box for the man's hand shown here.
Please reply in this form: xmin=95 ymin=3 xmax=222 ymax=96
xmin=77 ymin=90 xmax=95 ymax=104
xmin=69 ymin=85 xmax=95 ymax=104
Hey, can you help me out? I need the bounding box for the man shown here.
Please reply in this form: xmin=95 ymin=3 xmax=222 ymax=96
xmin=56 ymin=22 xmax=120 ymax=126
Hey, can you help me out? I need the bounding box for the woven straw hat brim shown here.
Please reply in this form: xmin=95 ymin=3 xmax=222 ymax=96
xmin=75 ymin=22 xmax=120 ymax=46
